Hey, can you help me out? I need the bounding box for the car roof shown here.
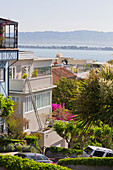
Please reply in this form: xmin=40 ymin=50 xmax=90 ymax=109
xmin=16 ymin=153 xmax=44 ymax=156
xmin=88 ymin=145 xmax=113 ymax=152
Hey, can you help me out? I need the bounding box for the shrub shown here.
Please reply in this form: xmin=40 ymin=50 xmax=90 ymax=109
xmin=58 ymin=157 xmax=113 ymax=167
xmin=22 ymin=145 xmax=31 ymax=152
xmin=0 ymin=154 xmax=70 ymax=170
xmin=25 ymin=135 xmax=39 ymax=149
xmin=32 ymin=69 xmax=38 ymax=77
xmin=30 ymin=146 xmax=38 ymax=153
xmin=45 ymin=147 xmax=82 ymax=156
xmin=5 ymin=144 xmax=15 ymax=152
xmin=22 ymin=145 xmax=38 ymax=153
xmin=0 ymin=146 xmax=5 ymax=152
xmin=15 ymin=144 xmax=22 ymax=151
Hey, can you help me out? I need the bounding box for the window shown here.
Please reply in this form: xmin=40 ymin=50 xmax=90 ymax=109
xmin=9 ymin=67 xmax=16 ymax=79
xmin=12 ymin=96 xmax=20 ymax=114
xmin=84 ymin=147 xmax=93 ymax=155
xmin=25 ymin=121 xmax=29 ymax=130
xmin=106 ymin=153 xmax=113 ymax=157
xmin=93 ymin=151 xmax=104 ymax=157
xmin=0 ymin=68 xmax=5 ymax=82
xmin=34 ymin=66 xmax=51 ymax=76
xmin=25 ymin=92 xmax=51 ymax=113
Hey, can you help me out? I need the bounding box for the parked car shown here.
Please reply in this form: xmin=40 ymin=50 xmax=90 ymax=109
xmin=83 ymin=145 xmax=113 ymax=157
xmin=14 ymin=153 xmax=54 ymax=164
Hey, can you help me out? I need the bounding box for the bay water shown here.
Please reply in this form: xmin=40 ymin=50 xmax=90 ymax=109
xmin=19 ymin=48 xmax=113 ymax=62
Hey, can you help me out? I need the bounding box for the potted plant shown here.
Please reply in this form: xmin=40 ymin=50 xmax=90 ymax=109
xmin=32 ymin=69 xmax=38 ymax=78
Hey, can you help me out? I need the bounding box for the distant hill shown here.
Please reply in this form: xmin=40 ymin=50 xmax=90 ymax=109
xmin=19 ymin=30 xmax=113 ymax=47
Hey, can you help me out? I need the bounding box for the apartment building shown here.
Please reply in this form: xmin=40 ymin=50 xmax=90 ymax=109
xmin=9 ymin=51 xmax=56 ymax=133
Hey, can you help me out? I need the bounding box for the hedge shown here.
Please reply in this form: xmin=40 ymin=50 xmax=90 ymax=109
xmin=58 ymin=157 xmax=113 ymax=167
xmin=0 ymin=138 xmax=26 ymax=146
xmin=0 ymin=154 xmax=70 ymax=170
xmin=45 ymin=147 xmax=82 ymax=156
xmin=25 ymin=136 xmax=39 ymax=149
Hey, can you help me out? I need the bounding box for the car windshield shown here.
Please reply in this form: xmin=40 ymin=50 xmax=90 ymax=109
xmin=28 ymin=155 xmax=49 ymax=161
xmin=84 ymin=147 xmax=93 ymax=155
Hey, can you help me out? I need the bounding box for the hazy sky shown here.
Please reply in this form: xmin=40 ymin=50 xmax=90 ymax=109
xmin=1 ymin=0 xmax=113 ymax=32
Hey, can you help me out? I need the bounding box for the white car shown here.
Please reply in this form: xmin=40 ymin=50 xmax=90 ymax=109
xmin=83 ymin=145 xmax=113 ymax=157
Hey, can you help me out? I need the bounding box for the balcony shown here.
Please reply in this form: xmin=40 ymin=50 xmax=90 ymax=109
xmin=0 ymin=18 xmax=18 ymax=48
xmin=0 ymin=18 xmax=18 ymax=61
xmin=9 ymin=75 xmax=53 ymax=93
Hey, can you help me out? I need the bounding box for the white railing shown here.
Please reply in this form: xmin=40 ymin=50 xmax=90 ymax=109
xmin=9 ymin=75 xmax=52 ymax=92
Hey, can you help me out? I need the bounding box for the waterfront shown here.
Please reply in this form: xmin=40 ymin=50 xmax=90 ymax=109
xmin=19 ymin=48 xmax=113 ymax=62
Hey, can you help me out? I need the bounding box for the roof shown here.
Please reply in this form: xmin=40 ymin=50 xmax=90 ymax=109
xmin=88 ymin=145 xmax=113 ymax=152
xmin=19 ymin=51 xmax=53 ymax=61
xmin=52 ymin=66 xmax=76 ymax=84
xmin=0 ymin=18 xmax=18 ymax=25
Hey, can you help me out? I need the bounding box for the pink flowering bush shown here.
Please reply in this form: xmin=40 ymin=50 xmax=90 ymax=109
xmin=52 ymin=103 xmax=75 ymax=121
xmin=52 ymin=103 xmax=62 ymax=111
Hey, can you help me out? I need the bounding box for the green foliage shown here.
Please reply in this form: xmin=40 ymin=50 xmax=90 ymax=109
xmin=0 ymin=154 xmax=70 ymax=170
xmin=75 ymin=69 xmax=101 ymax=130
xmin=5 ymin=144 xmax=15 ymax=152
xmin=0 ymin=94 xmax=14 ymax=117
xmin=21 ymin=73 xmax=28 ymax=79
xmin=22 ymin=145 xmax=30 ymax=152
xmin=53 ymin=120 xmax=112 ymax=149
xmin=45 ymin=147 xmax=82 ymax=156
xmin=0 ymin=138 xmax=26 ymax=147
xmin=58 ymin=157 xmax=113 ymax=167
xmin=53 ymin=120 xmax=82 ymax=149
xmin=15 ymin=144 xmax=22 ymax=151
xmin=107 ymin=60 xmax=113 ymax=65
xmin=52 ymin=77 xmax=77 ymax=110
xmin=6 ymin=102 xmax=28 ymax=139
xmin=74 ymin=65 xmax=113 ymax=130
xmin=32 ymin=69 xmax=38 ymax=77
xmin=100 ymin=64 xmax=113 ymax=80
xmin=22 ymin=145 xmax=38 ymax=153
xmin=29 ymin=132 xmax=42 ymax=140
xmin=25 ymin=135 xmax=39 ymax=149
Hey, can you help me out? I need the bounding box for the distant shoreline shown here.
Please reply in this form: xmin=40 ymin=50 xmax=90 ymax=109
xmin=19 ymin=45 xmax=113 ymax=51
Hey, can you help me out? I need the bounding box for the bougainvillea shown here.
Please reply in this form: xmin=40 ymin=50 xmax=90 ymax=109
xmin=52 ymin=103 xmax=75 ymax=121
xmin=0 ymin=20 xmax=9 ymax=46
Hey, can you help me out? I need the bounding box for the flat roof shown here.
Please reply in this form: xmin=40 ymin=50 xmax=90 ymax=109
xmin=19 ymin=51 xmax=53 ymax=61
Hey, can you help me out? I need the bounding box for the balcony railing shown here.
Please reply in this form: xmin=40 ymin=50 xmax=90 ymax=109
xmin=9 ymin=75 xmax=53 ymax=92
xmin=0 ymin=18 xmax=18 ymax=49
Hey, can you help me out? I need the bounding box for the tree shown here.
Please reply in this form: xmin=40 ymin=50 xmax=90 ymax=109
xmin=0 ymin=94 xmax=14 ymax=117
xmin=74 ymin=69 xmax=102 ymax=130
xmin=6 ymin=102 xmax=28 ymax=138
xmin=53 ymin=120 xmax=79 ymax=149
xmin=74 ymin=65 xmax=113 ymax=131
xmin=53 ymin=120 xmax=112 ymax=149
xmin=52 ymin=77 xmax=77 ymax=110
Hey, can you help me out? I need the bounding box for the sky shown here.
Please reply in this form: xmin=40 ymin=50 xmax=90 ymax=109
xmin=1 ymin=0 xmax=113 ymax=32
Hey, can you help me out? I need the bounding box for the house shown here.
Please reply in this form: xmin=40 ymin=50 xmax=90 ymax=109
xmin=9 ymin=51 xmax=55 ymax=133
xmin=9 ymin=51 xmax=68 ymax=148
xmin=52 ymin=66 xmax=76 ymax=84
xmin=0 ymin=18 xmax=18 ymax=134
